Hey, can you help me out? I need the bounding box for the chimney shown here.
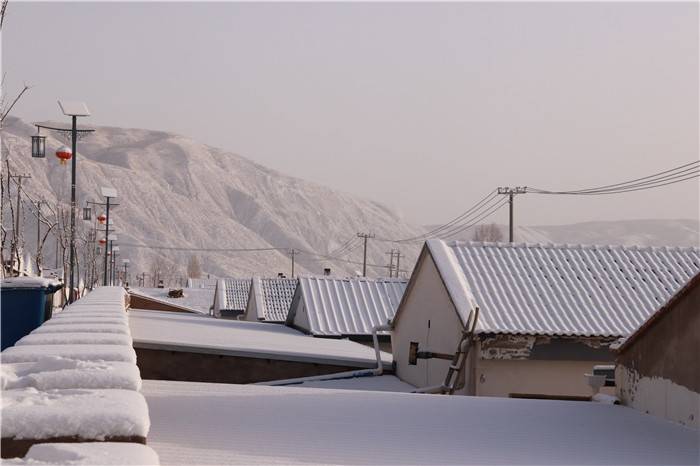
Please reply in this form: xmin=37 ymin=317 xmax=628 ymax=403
xmin=323 ymin=268 xmax=331 ymax=276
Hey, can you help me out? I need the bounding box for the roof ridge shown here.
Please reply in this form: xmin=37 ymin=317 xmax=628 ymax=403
xmin=449 ymin=240 xmax=700 ymax=252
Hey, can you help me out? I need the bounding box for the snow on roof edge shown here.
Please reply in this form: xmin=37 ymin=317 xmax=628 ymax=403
xmin=426 ymin=239 xmax=479 ymax=328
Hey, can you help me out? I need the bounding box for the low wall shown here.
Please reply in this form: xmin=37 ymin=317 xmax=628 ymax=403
xmin=135 ymin=347 xmax=364 ymax=384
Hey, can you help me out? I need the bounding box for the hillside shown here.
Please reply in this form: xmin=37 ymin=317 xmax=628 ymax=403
xmin=1 ymin=116 xmax=425 ymax=280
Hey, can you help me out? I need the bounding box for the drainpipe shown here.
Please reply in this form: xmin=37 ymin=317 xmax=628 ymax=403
xmin=259 ymin=323 xmax=391 ymax=386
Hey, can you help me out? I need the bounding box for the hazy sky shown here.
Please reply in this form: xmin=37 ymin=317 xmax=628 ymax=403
xmin=3 ymin=2 xmax=698 ymax=226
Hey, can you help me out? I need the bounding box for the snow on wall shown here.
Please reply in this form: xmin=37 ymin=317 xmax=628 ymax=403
xmin=1 ymin=287 xmax=152 ymax=456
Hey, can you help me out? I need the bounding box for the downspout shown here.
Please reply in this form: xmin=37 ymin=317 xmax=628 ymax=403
xmin=258 ymin=323 xmax=391 ymax=386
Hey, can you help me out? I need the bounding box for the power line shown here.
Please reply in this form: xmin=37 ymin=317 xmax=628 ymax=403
xmin=529 ymin=161 xmax=699 ymax=195
xmin=381 ymin=190 xmax=498 ymax=243
xmin=119 ymin=243 xmax=288 ymax=253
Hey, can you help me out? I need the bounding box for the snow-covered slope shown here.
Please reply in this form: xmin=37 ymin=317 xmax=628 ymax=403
xmin=1 ymin=116 xmax=424 ymax=278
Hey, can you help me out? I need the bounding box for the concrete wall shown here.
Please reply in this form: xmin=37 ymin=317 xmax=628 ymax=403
xmin=129 ymin=294 xmax=195 ymax=314
xmin=616 ymin=277 xmax=700 ymax=428
xmin=474 ymin=358 xmax=612 ymax=398
xmin=135 ymin=348 xmax=369 ymax=384
xmin=392 ymin=251 xmax=464 ymax=389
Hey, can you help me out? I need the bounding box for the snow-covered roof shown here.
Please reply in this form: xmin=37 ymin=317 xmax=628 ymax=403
xmin=186 ymin=277 xmax=218 ymax=289
xmin=0 ymin=277 xmax=62 ymax=290
xmin=250 ymin=277 xmax=297 ymax=321
xmin=142 ymin=380 xmax=699 ymax=465
xmin=129 ymin=287 xmax=213 ymax=314
xmin=288 ymin=276 xmax=408 ymax=336
xmin=216 ymin=278 xmax=251 ymax=311
xmin=128 ymin=309 xmax=391 ymax=369
xmin=421 ymin=240 xmax=700 ymax=337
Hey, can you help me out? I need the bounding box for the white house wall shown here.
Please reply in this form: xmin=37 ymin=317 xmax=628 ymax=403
xmin=393 ymin=251 xmax=464 ymax=389
xmin=475 ymin=357 xmax=611 ymax=398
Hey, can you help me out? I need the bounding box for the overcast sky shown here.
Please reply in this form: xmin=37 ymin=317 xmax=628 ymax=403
xmin=3 ymin=2 xmax=698 ymax=226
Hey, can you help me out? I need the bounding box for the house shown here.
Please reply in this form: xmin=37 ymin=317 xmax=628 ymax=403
xmin=242 ymin=277 xmax=298 ymax=323
xmin=614 ymin=271 xmax=700 ymax=428
xmin=392 ymin=240 xmax=699 ymax=399
xmin=212 ymin=278 xmax=251 ymax=319
xmin=286 ymin=276 xmax=408 ymax=350
xmin=186 ymin=277 xmax=217 ymax=289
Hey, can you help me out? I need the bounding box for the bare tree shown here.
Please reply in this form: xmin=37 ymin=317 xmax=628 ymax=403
xmin=187 ymin=255 xmax=202 ymax=279
xmin=473 ymin=223 xmax=504 ymax=242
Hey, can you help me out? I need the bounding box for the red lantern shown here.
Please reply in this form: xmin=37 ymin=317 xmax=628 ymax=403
xmin=56 ymin=146 xmax=72 ymax=165
xmin=98 ymin=214 xmax=107 ymax=224
xmin=99 ymin=238 xmax=107 ymax=245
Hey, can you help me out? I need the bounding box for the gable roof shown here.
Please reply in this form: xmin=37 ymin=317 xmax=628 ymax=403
xmin=251 ymin=277 xmax=298 ymax=322
xmin=288 ymin=276 xmax=408 ymax=336
xmin=422 ymin=240 xmax=700 ymax=337
xmin=615 ymin=271 xmax=700 ymax=353
xmin=216 ymin=278 xmax=251 ymax=311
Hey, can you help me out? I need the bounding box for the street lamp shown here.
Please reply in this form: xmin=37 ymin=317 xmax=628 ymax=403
xmin=33 ymin=100 xmax=94 ymax=303
xmin=31 ymin=131 xmax=46 ymax=158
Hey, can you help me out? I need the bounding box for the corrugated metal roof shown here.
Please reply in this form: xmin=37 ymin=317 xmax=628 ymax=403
xmin=441 ymin=241 xmax=700 ymax=337
xmin=221 ymin=278 xmax=251 ymax=311
xmin=291 ymin=277 xmax=408 ymax=336
xmin=252 ymin=278 xmax=298 ymax=322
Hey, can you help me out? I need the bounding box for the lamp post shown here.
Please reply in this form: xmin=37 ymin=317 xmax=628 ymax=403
xmin=98 ymin=187 xmax=118 ymax=286
xmin=33 ymin=101 xmax=93 ymax=303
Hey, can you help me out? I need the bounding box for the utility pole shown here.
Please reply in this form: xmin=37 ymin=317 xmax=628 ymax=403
xmin=385 ymin=250 xmax=395 ymax=278
xmin=395 ymin=250 xmax=401 ymax=278
xmin=497 ymin=187 xmax=527 ymax=243
xmin=357 ymin=232 xmax=375 ymax=277
xmin=289 ymin=249 xmax=298 ymax=278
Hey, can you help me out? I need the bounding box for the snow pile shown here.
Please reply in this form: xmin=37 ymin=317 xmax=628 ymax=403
xmin=32 ymin=324 xmax=130 ymax=335
xmin=2 ymin=358 xmax=141 ymax=391
xmin=1 ymin=344 xmax=137 ymax=364
xmin=4 ymin=442 xmax=159 ymax=465
xmin=16 ymin=332 xmax=132 ymax=346
xmin=2 ymin=388 xmax=149 ymax=440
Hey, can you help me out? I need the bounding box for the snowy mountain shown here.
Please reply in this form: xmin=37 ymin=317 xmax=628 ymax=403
xmin=2 ymin=116 xmax=696 ymax=285
xmin=1 ymin=116 xmax=424 ymax=280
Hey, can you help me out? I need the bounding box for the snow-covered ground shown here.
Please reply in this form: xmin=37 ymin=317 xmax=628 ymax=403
xmin=128 ymin=309 xmax=390 ymax=368
xmin=142 ymin=380 xmax=699 ymax=465
xmin=130 ymin=287 xmax=214 ymax=314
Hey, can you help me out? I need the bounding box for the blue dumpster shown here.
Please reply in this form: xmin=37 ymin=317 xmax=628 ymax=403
xmin=1 ymin=277 xmax=63 ymax=350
